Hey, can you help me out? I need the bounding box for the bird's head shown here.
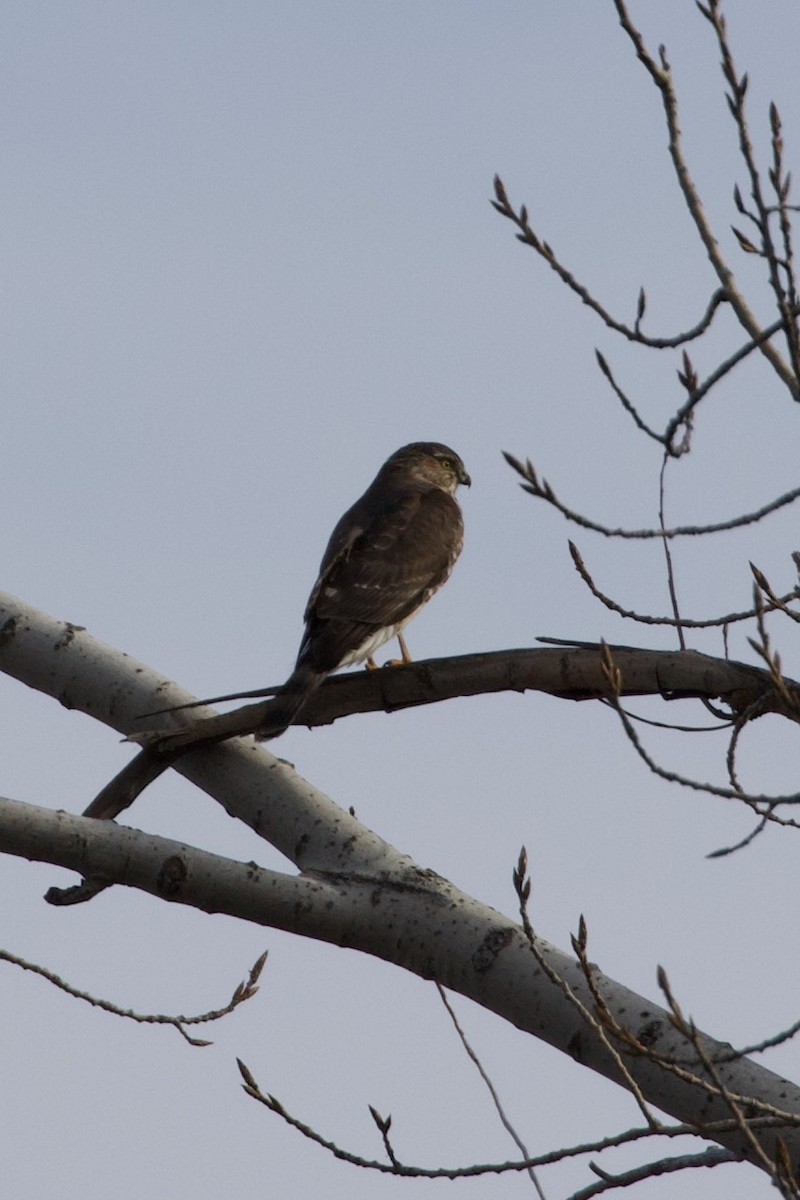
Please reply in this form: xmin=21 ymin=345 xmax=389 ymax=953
xmin=386 ymin=442 xmax=471 ymax=494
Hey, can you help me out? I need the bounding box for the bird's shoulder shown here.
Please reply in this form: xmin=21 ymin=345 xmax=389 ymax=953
xmin=304 ymin=481 xmax=461 ymax=622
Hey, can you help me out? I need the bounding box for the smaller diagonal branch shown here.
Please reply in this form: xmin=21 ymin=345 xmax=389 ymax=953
xmin=569 ymin=541 xmax=800 ymax=629
xmin=594 ymin=351 xmax=666 ymax=444
xmin=599 ymin=647 xmax=800 ymax=810
xmin=570 ymin=1149 xmax=735 ymax=1200
xmin=437 ymin=983 xmax=546 ymax=1199
xmin=751 ymin=562 xmax=800 ymax=625
xmin=0 ymin=946 xmax=267 ymax=1046
xmin=657 ymin=966 xmax=778 ymax=1177
xmin=514 ymin=851 xmax=658 ymax=1128
xmin=614 ymin=0 xmax=798 ymax=397
xmin=769 ymin=102 xmax=800 ymax=378
xmin=748 ymin=584 xmax=800 ymax=715
xmin=715 ymin=1015 xmax=800 ymax=1065
xmin=237 ymin=1056 xmax=744 ymax=1182
xmin=700 ymin=2 xmax=800 ymax=392
xmin=664 ymin=308 xmax=800 ymax=445
xmin=492 ymin=175 xmax=727 ymax=349
xmin=504 ymin=452 xmax=800 ymax=539
xmin=658 ymin=452 xmax=686 ymax=649
xmin=593 ymin=308 xmax=799 ymax=454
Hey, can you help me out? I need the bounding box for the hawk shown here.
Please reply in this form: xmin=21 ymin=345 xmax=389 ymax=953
xmin=259 ymin=441 xmax=470 ymax=739
xmin=81 ymin=442 xmax=469 ymax=824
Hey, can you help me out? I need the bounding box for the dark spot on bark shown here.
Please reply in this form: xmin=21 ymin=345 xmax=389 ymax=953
xmin=54 ymin=622 xmax=85 ymax=651
xmin=0 ymin=616 xmax=19 ymax=647
xmin=567 ymin=1030 xmax=584 ymax=1061
xmin=471 ymin=926 xmax=514 ymax=972
xmin=156 ymin=855 xmax=187 ymax=895
xmin=638 ymin=1019 xmax=663 ymax=1048
xmin=294 ymin=833 xmax=309 ymax=860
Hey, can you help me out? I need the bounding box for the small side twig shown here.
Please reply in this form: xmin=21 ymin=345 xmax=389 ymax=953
xmin=614 ymin=0 xmax=798 ymax=397
xmin=437 ymin=983 xmax=546 ymax=1198
xmin=513 ymin=849 xmax=658 ymax=1129
xmin=598 ymin=643 xmax=800 ymax=814
xmin=658 ymin=451 xmax=685 ymax=649
xmin=368 ymin=1106 xmax=400 ymax=1169
xmin=568 ymin=541 xmax=800 ymax=629
xmin=657 ymin=965 xmax=779 ymax=1178
xmin=0 ymin=947 xmax=267 ymax=1046
xmin=503 ymin=452 xmax=800 ymax=540
xmin=492 ymin=175 xmax=728 ymax=351
xmin=568 ymin=1147 xmax=735 ymax=1200
xmin=235 ymin=1056 xmax=752 ymax=1182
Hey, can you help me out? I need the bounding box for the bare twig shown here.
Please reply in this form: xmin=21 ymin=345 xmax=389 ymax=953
xmin=513 ymin=849 xmax=658 ymax=1128
xmin=503 ymin=453 xmax=800 ymax=539
xmin=437 ymin=984 xmax=546 ymax=1197
xmin=568 ymin=541 xmax=800 ymax=629
xmin=492 ymin=175 xmax=728 ymax=350
xmin=658 ymin=452 xmax=685 ymax=649
xmin=748 ymin=586 xmax=800 ymax=714
xmin=594 ymin=351 xmax=666 ymax=443
xmin=598 ymin=645 xmax=800 ymax=813
xmin=769 ymin=102 xmax=800 ymax=378
xmin=657 ymin=966 xmax=780 ymax=1179
xmin=0 ymin=946 xmax=267 ymax=1046
xmin=235 ymin=1056 xmax=751 ymax=1182
xmin=751 ymin=563 xmax=800 ymax=625
xmin=664 ymin=307 xmax=800 ymax=445
xmin=698 ymin=1 xmax=800 ymax=390
xmin=567 ymin=1147 xmax=735 ymax=1200
xmin=368 ymin=1105 xmax=400 ymax=1169
xmin=614 ymin=0 xmax=798 ymax=397
xmin=706 ymin=815 xmax=770 ymax=859
xmin=714 ymin=1016 xmax=800 ymax=1065
xmin=596 ymin=308 xmax=800 ymax=452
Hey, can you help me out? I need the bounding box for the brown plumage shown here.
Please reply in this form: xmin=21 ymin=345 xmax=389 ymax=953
xmin=79 ymin=445 xmax=468 ymax=826
xmin=258 ymin=441 xmax=470 ymax=739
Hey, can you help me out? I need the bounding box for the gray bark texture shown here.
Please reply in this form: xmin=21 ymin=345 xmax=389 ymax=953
xmin=1 ymin=588 xmax=799 ymax=1176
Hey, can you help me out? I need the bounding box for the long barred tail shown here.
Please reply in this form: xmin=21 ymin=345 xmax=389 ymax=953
xmin=254 ymin=663 xmax=326 ymax=741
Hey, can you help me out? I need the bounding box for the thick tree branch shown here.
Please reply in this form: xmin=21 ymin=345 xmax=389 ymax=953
xmin=1 ymin=790 xmax=799 ymax=1179
xmin=2 ymin=591 xmax=797 ymax=829
xmin=0 ymin=591 xmax=397 ymax=875
xmin=2 ymin=593 xmax=792 ymax=738
xmin=3 ymin=589 xmax=800 ymax=1175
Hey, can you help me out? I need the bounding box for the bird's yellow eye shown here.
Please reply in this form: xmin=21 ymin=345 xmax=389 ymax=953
xmin=439 ymin=457 xmax=453 ymax=471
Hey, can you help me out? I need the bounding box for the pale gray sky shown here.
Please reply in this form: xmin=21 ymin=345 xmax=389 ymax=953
xmin=3 ymin=3 xmax=800 ymax=1197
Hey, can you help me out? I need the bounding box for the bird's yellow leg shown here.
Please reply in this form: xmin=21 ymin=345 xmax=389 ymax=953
xmin=382 ymin=633 xmax=414 ymax=668
xmin=397 ymin=632 xmax=413 ymax=663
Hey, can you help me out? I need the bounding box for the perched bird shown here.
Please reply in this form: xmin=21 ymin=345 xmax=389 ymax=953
xmin=258 ymin=441 xmax=470 ymax=739
xmin=93 ymin=441 xmax=470 ymax=827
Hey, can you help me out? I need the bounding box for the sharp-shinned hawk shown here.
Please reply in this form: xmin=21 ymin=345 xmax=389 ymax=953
xmin=259 ymin=441 xmax=470 ymax=739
